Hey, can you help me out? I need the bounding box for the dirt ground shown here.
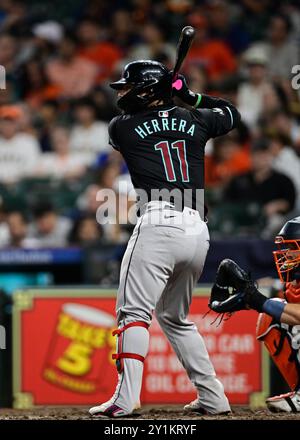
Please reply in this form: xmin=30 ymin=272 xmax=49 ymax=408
xmin=1 ymin=405 xmax=300 ymax=420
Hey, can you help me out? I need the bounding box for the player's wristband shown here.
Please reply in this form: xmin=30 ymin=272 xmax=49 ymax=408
xmin=193 ymin=94 xmax=202 ymax=109
xmin=262 ymin=298 xmax=285 ymax=322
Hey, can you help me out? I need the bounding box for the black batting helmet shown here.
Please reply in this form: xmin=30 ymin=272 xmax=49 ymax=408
xmin=273 ymin=216 xmax=300 ymax=282
xmin=110 ymin=60 xmax=172 ymax=113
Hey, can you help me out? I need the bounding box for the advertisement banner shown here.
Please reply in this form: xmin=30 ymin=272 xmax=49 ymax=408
xmin=13 ymin=288 xmax=268 ymax=408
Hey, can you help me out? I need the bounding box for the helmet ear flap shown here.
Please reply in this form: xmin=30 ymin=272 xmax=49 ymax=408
xmin=141 ymin=71 xmax=173 ymax=103
xmin=116 ymin=85 xmax=145 ymax=113
xmin=116 ymin=74 xmax=173 ymax=113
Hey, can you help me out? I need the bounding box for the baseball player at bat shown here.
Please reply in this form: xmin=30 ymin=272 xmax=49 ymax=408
xmin=89 ymin=57 xmax=240 ymax=417
xmin=208 ymin=216 xmax=300 ymax=413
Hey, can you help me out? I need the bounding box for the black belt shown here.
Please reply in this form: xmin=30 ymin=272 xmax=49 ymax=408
xmin=138 ymin=201 xmax=206 ymax=219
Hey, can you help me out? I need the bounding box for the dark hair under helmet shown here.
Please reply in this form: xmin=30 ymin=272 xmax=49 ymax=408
xmin=110 ymin=60 xmax=173 ymax=113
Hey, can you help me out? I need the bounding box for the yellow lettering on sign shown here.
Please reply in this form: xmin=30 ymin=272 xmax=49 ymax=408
xmin=56 ymin=313 xmax=111 ymax=348
xmin=44 ymin=368 xmax=95 ymax=393
xmin=108 ymin=329 xmax=117 ymax=348
xmin=57 ymin=313 xmax=80 ymax=340
xmin=56 ymin=341 xmax=92 ymax=376
xmin=91 ymin=328 xmax=106 ymax=348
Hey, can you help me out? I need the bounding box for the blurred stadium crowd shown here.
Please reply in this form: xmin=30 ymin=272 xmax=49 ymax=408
xmin=0 ymin=0 xmax=300 ymax=249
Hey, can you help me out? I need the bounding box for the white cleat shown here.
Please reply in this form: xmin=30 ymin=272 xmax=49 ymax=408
xmin=266 ymin=391 xmax=300 ymax=413
xmin=89 ymin=373 xmax=137 ymax=418
xmin=184 ymin=398 xmax=208 ymax=414
xmin=184 ymin=398 xmax=231 ymax=415
xmin=89 ymin=401 xmax=131 ymax=418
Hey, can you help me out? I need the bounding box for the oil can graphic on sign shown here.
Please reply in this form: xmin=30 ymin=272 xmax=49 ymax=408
xmin=43 ymin=303 xmax=116 ymax=393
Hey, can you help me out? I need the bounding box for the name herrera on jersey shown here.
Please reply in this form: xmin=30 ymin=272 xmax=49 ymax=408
xmin=135 ymin=118 xmax=195 ymax=139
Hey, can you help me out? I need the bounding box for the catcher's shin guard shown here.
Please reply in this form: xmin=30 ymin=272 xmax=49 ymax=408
xmin=256 ymin=310 xmax=300 ymax=390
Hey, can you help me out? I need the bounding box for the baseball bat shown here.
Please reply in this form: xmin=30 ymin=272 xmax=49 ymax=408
xmin=172 ymin=26 xmax=195 ymax=82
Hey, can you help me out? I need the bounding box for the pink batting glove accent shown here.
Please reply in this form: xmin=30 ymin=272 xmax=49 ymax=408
xmin=172 ymin=79 xmax=183 ymax=90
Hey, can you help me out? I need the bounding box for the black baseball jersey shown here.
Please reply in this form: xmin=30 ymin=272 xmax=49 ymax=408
xmin=109 ymin=100 xmax=240 ymax=217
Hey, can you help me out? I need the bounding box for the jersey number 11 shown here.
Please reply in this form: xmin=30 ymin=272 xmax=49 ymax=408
xmin=154 ymin=140 xmax=190 ymax=183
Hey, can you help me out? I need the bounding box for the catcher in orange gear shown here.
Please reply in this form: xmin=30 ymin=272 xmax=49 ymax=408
xmin=209 ymin=216 xmax=300 ymax=413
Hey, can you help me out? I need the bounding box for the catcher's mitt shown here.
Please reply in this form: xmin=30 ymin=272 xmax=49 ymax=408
xmin=208 ymin=259 xmax=262 ymax=314
xmin=209 ymin=291 xmax=248 ymax=314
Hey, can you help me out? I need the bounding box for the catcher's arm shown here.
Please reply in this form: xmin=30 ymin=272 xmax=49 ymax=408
xmin=279 ymin=303 xmax=300 ymax=325
xmin=209 ymin=259 xmax=300 ymax=325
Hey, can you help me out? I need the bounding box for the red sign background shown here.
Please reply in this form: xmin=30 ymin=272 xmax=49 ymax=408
xmin=16 ymin=293 xmax=263 ymax=406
